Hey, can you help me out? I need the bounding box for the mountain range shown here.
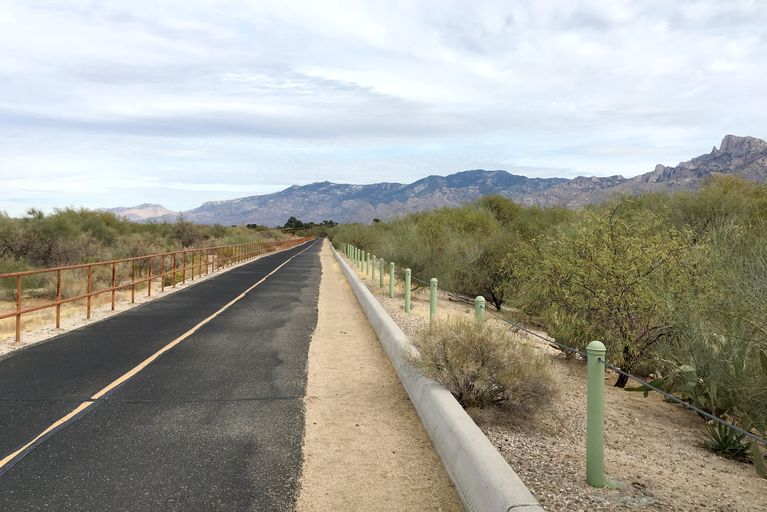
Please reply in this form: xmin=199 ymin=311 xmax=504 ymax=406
xmin=107 ymin=135 xmax=767 ymax=226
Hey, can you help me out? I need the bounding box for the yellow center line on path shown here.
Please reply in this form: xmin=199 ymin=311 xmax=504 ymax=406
xmin=0 ymin=239 xmax=318 ymax=473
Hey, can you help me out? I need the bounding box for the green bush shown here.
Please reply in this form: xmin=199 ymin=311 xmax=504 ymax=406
xmin=514 ymin=198 xmax=693 ymax=386
xmin=408 ymin=318 xmax=556 ymax=411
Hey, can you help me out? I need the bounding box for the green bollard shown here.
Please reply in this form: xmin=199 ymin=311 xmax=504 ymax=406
xmin=365 ymin=252 xmax=369 ymax=276
xmin=429 ymin=278 xmax=438 ymax=330
xmin=379 ymin=258 xmax=385 ymax=288
xmin=586 ymin=340 xmax=606 ymax=488
xmin=388 ymin=262 xmax=395 ymax=298
xmin=474 ymin=296 xmax=486 ymax=322
xmin=372 ymin=255 xmax=377 ymax=282
xmin=404 ymin=269 xmax=412 ymax=313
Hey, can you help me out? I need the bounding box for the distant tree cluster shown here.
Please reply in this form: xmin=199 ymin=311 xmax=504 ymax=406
xmin=283 ymin=216 xmax=337 ymax=231
xmin=0 ymin=208 xmax=286 ymax=272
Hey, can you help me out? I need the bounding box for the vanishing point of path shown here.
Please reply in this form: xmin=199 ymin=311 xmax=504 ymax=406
xmin=0 ymin=238 xmax=461 ymax=511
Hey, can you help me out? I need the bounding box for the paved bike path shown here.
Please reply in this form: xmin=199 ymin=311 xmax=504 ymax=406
xmin=0 ymin=239 xmax=321 ymax=511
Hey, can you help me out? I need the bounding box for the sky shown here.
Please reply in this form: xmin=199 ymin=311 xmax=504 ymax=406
xmin=1 ymin=0 xmax=766 ymax=216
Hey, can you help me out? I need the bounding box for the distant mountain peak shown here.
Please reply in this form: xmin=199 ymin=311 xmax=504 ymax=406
xmin=103 ymin=203 xmax=176 ymax=222
xmin=717 ymin=134 xmax=767 ymax=155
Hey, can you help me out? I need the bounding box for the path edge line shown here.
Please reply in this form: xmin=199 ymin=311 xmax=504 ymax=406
xmin=332 ymin=244 xmax=544 ymax=512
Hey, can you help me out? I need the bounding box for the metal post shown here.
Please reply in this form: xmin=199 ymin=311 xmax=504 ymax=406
xmin=404 ymin=269 xmax=412 ymax=313
xmin=429 ymin=278 xmax=438 ymax=330
xmin=474 ymin=296 xmax=485 ymax=322
xmin=388 ymin=262 xmax=395 ymax=298
xmin=15 ymin=275 xmax=22 ymax=343
xmin=365 ymin=252 xmax=369 ymax=276
xmin=56 ymin=270 xmax=62 ymax=327
xmin=372 ymin=255 xmax=377 ymax=283
xmin=111 ymin=263 xmax=116 ymax=309
xmin=586 ymin=340 xmax=606 ymax=488
xmin=86 ymin=265 xmax=92 ymax=319
xmin=147 ymin=257 xmax=153 ymax=296
xmin=379 ymin=258 xmax=384 ymax=288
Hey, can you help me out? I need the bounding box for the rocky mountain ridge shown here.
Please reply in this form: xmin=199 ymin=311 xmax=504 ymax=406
xmin=108 ymin=135 xmax=767 ymax=226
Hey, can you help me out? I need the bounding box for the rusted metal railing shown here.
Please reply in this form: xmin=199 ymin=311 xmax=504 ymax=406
xmin=0 ymin=237 xmax=313 ymax=343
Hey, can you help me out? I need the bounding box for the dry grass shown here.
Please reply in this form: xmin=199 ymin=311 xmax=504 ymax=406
xmin=409 ymin=317 xmax=556 ymax=412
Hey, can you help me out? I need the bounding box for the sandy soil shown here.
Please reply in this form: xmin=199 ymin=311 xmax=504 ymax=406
xmin=0 ymin=250 xmax=281 ymax=359
xmin=295 ymin=241 xmax=463 ymax=512
xmin=350 ymin=257 xmax=767 ymax=512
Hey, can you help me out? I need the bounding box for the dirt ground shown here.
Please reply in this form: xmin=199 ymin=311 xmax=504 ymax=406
xmin=352 ymin=259 xmax=767 ymax=512
xmin=296 ymin=241 xmax=463 ymax=512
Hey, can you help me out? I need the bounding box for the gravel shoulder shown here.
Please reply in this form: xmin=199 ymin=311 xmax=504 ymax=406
xmin=295 ymin=241 xmax=463 ymax=512
xmin=351 ymin=262 xmax=767 ymax=512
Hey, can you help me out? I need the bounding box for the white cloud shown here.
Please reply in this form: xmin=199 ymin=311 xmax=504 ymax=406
xmin=0 ymin=0 xmax=765 ymax=215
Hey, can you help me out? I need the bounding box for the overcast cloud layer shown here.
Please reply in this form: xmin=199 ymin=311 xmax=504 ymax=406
xmin=1 ymin=0 xmax=766 ymax=215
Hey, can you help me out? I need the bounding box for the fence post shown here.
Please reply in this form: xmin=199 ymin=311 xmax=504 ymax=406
xmin=404 ymin=269 xmax=412 ymax=313
xmin=474 ymin=296 xmax=485 ymax=322
xmin=15 ymin=275 xmax=22 ymax=343
xmin=56 ymin=270 xmax=62 ymax=327
xmin=365 ymin=252 xmax=369 ymax=276
xmin=372 ymin=255 xmax=377 ymax=282
xmin=429 ymin=278 xmax=438 ymax=331
xmin=388 ymin=262 xmax=395 ymax=298
xmin=86 ymin=265 xmax=92 ymax=319
xmin=379 ymin=258 xmax=385 ymax=288
xmin=587 ymin=340 xmax=607 ymax=488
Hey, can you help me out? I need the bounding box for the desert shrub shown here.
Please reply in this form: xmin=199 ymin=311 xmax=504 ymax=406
xmin=408 ymin=318 xmax=555 ymax=411
xmin=654 ymin=222 xmax=767 ymax=435
xmin=514 ymin=198 xmax=692 ymax=386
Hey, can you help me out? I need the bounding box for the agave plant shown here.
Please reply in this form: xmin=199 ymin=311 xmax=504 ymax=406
xmin=704 ymin=422 xmax=750 ymax=460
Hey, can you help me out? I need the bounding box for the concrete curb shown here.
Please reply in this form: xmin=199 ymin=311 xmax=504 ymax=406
xmin=332 ymin=245 xmax=544 ymax=512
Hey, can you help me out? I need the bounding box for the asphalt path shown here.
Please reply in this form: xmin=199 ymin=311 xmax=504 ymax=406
xmin=0 ymin=239 xmax=321 ymax=511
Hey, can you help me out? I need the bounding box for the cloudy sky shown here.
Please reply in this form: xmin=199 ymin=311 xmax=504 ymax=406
xmin=1 ymin=0 xmax=765 ymax=215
